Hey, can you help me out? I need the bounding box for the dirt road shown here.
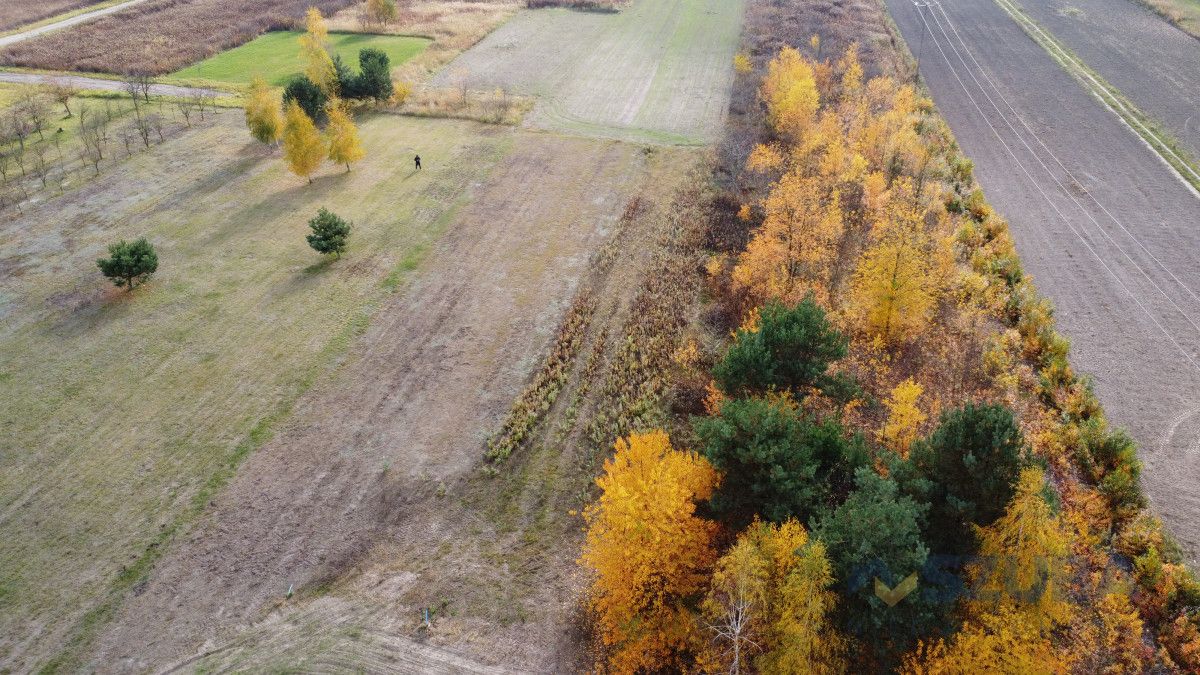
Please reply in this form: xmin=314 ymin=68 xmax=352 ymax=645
xmin=883 ymin=0 xmax=1200 ymax=564
xmin=0 ymin=0 xmax=151 ymax=48
xmin=1018 ymin=0 xmax=1200 ymax=160
xmin=0 ymin=71 xmax=225 ymax=97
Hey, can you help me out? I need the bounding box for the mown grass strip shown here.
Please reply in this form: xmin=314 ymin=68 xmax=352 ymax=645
xmin=995 ymin=0 xmax=1200 ymax=196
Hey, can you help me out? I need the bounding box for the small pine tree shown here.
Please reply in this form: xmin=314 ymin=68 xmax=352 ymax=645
xmin=282 ymin=101 xmax=326 ymax=183
xmin=325 ymin=101 xmax=365 ymax=171
xmin=283 ymin=76 xmax=329 ymax=125
xmin=245 ymin=75 xmax=284 ymax=145
xmin=97 ymin=238 xmax=158 ymax=290
xmin=306 ymin=208 xmax=351 ymax=257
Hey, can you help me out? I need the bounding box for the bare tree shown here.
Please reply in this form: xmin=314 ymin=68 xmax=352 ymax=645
xmin=193 ymin=91 xmax=215 ymax=120
xmin=48 ymin=79 xmax=81 ymax=118
xmin=119 ymin=125 xmax=136 ymax=157
xmin=124 ymin=72 xmax=154 ymax=103
xmin=30 ymin=144 xmax=50 ymax=188
xmin=13 ymin=89 xmax=50 ymax=141
xmin=147 ymin=112 xmax=165 ymax=143
xmin=704 ymin=581 xmax=761 ymax=675
xmin=0 ymin=151 xmax=10 ymax=185
xmin=175 ymin=97 xmax=195 ymax=127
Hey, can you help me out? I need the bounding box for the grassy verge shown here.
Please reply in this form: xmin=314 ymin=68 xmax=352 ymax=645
xmin=1132 ymin=0 xmax=1200 ymax=39
xmin=995 ymin=0 xmax=1200 ymax=195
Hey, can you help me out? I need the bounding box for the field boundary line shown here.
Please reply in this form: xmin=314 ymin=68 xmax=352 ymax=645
xmin=993 ymin=0 xmax=1200 ymax=199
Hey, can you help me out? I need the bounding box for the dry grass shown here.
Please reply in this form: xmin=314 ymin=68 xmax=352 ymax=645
xmin=0 ymin=0 xmax=105 ymax=33
xmin=524 ymin=0 xmax=622 ymax=9
xmin=328 ymin=0 xmax=522 ymax=85
xmin=1135 ymin=0 xmax=1200 ymax=38
xmin=0 ymin=0 xmax=360 ymax=75
xmin=0 ymin=111 xmax=509 ymax=671
xmin=398 ymin=86 xmax=533 ymax=124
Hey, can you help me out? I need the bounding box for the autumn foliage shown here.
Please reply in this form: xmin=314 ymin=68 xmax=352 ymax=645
xmin=580 ymin=431 xmax=720 ymax=673
xmin=578 ymin=39 xmax=1200 ymax=674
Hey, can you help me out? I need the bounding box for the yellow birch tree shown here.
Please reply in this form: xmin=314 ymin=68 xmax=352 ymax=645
xmin=300 ymin=7 xmax=337 ymax=95
xmin=244 ymin=75 xmax=284 ymax=145
xmin=282 ymin=101 xmax=326 ymax=183
xmin=325 ymin=101 xmax=365 ymax=171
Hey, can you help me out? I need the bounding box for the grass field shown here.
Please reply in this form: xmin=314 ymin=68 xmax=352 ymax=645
xmin=433 ymin=0 xmax=745 ymax=144
xmin=169 ymin=31 xmax=432 ymax=86
xmin=0 ymin=111 xmax=511 ymax=670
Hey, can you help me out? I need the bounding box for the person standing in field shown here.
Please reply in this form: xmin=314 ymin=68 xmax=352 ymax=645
xmin=414 ymin=154 xmax=422 ymax=170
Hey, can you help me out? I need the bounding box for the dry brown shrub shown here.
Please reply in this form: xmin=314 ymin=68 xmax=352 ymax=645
xmin=0 ymin=0 xmax=102 ymax=33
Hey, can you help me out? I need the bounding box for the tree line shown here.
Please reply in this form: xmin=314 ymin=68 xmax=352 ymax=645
xmin=577 ymin=43 xmax=1199 ymax=673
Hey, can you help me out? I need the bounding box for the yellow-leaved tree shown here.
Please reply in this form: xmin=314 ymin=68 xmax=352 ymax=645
xmin=849 ymin=183 xmax=936 ymax=344
xmin=282 ymin=101 xmax=326 ymax=183
xmin=970 ymin=467 xmax=1073 ymax=631
xmin=325 ymin=101 xmax=365 ymax=171
xmin=244 ymin=75 xmax=284 ymax=146
xmin=880 ymin=378 xmax=926 ymax=456
xmin=580 ymin=430 xmax=720 ymax=673
xmin=732 ymin=171 xmax=842 ymax=307
xmin=901 ymin=604 xmax=1066 ymax=674
xmin=300 ymin=7 xmax=337 ymax=95
xmin=701 ymin=519 xmax=846 ymax=674
xmin=761 ymin=46 xmax=819 ymax=141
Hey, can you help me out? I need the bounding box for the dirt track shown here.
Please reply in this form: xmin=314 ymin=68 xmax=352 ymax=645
xmin=883 ymin=0 xmax=1200 ymax=564
xmin=1018 ymin=0 xmax=1200 ymax=160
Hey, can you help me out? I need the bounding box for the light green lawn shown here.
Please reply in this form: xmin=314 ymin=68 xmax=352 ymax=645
xmin=169 ymin=31 xmax=431 ymax=86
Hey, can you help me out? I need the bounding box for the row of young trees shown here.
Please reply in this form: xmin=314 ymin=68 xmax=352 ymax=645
xmin=579 ymin=42 xmax=1197 ymax=672
xmin=0 ymin=82 xmax=216 ymax=211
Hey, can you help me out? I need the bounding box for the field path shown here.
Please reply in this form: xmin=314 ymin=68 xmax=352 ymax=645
xmin=87 ymin=131 xmax=651 ymax=671
xmin=0 ymin=0 xmax=152 ymax=48
xmin=0 ymin=71 xmax=224 ymax=97
xmin=883 ymin=0 xmax=1200 ymax=563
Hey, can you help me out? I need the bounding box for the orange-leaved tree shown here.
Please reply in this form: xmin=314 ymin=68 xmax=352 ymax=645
xmin=580 ymin=430 xmax=720 ymax=673
xmin=732 ymin=171 xmax=842 ymax=307
xmin=879 ymin=378 xmax=926 ymax=456
xmin=901 ymin=604 xmax=1066 ymax=674
xmin=970 ymin=467 xmax=1073 ymax=631
xmin=245 ymin=75 xmax=284 ymax=146
xmin=849 ymin=181 xmax=937 ymax=344
xmin=701 ymin=518 xmax=846 ymax=674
